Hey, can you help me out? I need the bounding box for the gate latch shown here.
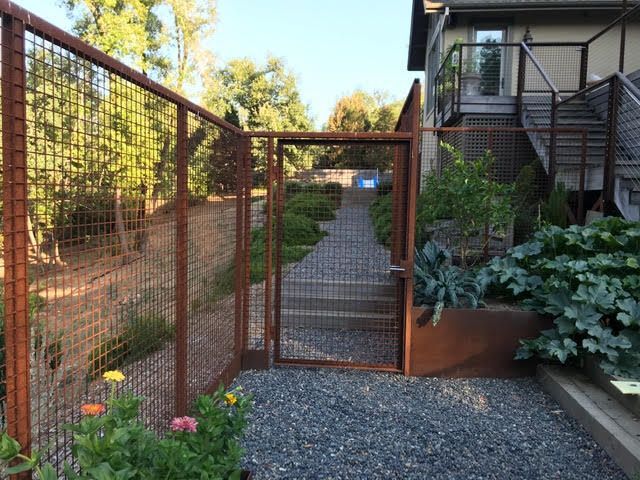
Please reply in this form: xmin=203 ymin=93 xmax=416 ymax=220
xmin=390 ymin=263 xmax=411 ymax=278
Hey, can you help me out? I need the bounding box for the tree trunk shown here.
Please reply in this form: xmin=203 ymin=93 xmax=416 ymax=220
xmin=26 ymin=213 xmax=47 ymax=263
xmin=114 ymin=187 xmax=131 ymax=264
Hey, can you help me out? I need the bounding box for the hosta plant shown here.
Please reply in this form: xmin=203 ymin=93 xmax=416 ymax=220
xmin=414 ymin=241 xmax=484 ymax=325
xmin=480 ymin=217 xmax=640 ymax=378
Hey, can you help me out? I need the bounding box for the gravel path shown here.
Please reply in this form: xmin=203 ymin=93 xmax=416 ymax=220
xmin=285 ymin=191 xmax=391 ymax=283
xmin=235 ymin=368 xmax=626 ymax=480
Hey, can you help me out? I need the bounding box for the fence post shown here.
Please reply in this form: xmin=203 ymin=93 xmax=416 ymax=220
xmin=242 ymin=137 xmax=252 ymax=357
xmin=603 ymin=75 xmax=620 ymax=216
xmin=234 ymin=136 xmax=245 ymax=370
xmin=264 ymin=138 xmax=274 ymax=363
xmin=2 ymin=11 xmax=32 ymax=467
xmin=175 ymin=103 xmax=188 ymax=416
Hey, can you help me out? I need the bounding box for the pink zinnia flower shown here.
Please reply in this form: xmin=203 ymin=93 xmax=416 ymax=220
xmin=170 ymin=416 xmax=198 ymax=432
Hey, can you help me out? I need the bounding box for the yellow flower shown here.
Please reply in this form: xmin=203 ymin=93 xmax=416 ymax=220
xmin=224 ymin=393 xmax=237 ymax=406
xmin=103 ymin=370 xmax=125 ymax=382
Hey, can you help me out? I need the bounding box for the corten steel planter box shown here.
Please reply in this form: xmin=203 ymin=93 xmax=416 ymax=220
xmin=408 ymin=306 xmax=550 ymax=378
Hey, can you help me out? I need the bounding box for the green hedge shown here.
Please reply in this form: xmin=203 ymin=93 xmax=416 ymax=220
xmin=286 ymin=193 xmax=336 ymax=221
xmin=369 ymin=194 xmax=393 ymax=247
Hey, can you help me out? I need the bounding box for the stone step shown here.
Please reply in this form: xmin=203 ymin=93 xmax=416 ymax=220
xmin=538 ymin=365 xmax=640 ymax=478
xmin=279 ymin=308 xmax=399 ymax=331
xmin=282 ymin=291 xmax=396 ymax=312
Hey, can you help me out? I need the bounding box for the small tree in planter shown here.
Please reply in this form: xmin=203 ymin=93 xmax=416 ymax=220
xmin=417 ymin=143 xmax=515 ymax=269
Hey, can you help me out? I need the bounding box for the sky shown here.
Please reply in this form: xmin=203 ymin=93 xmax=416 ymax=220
xmin=11 ymin=0 xmax=419 ymax=128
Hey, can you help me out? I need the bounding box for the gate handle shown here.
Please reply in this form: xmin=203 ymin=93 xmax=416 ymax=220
xmin=389 ymin=265 xmax=405 ymax=272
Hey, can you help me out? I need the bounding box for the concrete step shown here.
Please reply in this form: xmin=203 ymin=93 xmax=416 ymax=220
xmin=282 ymin=292 xmax=396 ymax=312
xmin=282 ymin=279 xmax=396 ymax=297
xmin=537 ymin=365 xmax=640 ymax=478
xmin=280 ymin=308 xmax=399 ymax=331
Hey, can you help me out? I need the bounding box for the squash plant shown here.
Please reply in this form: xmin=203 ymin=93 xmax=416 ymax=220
xmin=480 ymin=217 xmax=640 ymax=378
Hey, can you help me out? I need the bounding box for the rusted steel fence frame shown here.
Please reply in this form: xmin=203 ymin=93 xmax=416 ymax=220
xmin=2 ymin=10 xmax=32 ymax=467
xmin=0 ymin=1 xmax=250 ymax=473
xmin=395 ymin=80 xmax=421 ymax=375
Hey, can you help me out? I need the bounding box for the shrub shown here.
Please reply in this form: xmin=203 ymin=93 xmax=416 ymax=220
xmin=369 ymin=194 xmax=392 ymax=247
xmin=377 ymin=180 xmax=393 ymax=196
xmin=479 ymin=217 xmax=640 ymax=378
xmin=542 ymin=182 xmax=569 ymax=228
xmin=286 ymin=192 xmax=336 ymax=221
xmin=414 ymin=241 xmax=484 ymax=325
xmin=417 ymin=143 xmax=515 ymax=269
xmin=87 ymin=313 xmax=174 ymax=378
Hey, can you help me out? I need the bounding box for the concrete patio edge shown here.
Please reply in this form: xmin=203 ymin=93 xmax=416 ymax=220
xmin=537 ymin=364 xmax=640 ymax=478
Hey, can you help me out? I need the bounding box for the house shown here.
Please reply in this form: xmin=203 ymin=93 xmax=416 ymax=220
xmin=407 ymin=0 xmax=640 ymax=221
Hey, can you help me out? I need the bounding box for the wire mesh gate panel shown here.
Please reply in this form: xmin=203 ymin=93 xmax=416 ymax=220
xmin=264 ymin=139 xmax=411 ymax=371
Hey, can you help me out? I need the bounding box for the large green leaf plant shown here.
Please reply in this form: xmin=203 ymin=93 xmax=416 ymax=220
xmin=479 ymin=217 xmax=640 ymax=378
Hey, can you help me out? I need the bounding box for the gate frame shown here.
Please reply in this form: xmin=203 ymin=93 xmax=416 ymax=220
xmin=242 ymin=131 xmax=419 ymax=373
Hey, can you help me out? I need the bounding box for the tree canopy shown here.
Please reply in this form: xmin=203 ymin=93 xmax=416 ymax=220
xmin=325 ymin=90 xmax=403 ymax=133
xmin=203 ymin=56 xmax=311 ymax=132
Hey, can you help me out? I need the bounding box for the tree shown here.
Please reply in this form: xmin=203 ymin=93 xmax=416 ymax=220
xmin=325 ymin=90 xmax=402 ymax=133
xmin=61 ymin=0 xmax=216 ymax=91
xmin=204 ymin=56 xmax=311 ymax=132
xmin=203 ymin=56 xmax=312 ymax=176
xmin=61 ymin=0 xmax=169 ymax=79
xmin=323 ymin=91 xmax=402 ymax=170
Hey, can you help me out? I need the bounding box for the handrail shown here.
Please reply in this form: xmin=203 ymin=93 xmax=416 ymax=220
xmin=435 ymin=44 xmax=458 ymax=79
xmin=617 ymin=71 xmax=640 ymax=100
xmin=557 ymin=73 xmax=616 ymax=106
xmin=557 ymin=71 xmax=640 ymax=107
xmin=586 ymin=3 xmax=640 ymax=44
xmin=520 ymin=42 xmax=561 ymax=96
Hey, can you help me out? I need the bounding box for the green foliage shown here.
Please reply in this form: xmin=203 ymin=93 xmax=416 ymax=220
xmin=512 ymin=162 xmax=543 ymax=241
xmin=369 ymin=193 xmax=393 ymax=247
xmin=1 ymin=382 xmax=252 ymax=479
xmin=542 ymin=183 xmax=570 ymax=228
xmin=325 ymin=90 xmax=402 ymax=133
xmin=87 ymin=313 xmax=174 ymax=379
xmin=377 ymin=180 xmax=393 ymax=197
xmin=249 ymin=213 xmax=325 ymax=283
xmin=481 ymin=217 xmax=640 ymax=378
xmin=284 ymin=181 xmax=343 ymax=206
xmin=414 ymin=241 xmax=484 ymax=325
xmin=417 ymin=143 xmax=515 ymax=268
xmin=286 ymin=193 xmax=337 ymax=222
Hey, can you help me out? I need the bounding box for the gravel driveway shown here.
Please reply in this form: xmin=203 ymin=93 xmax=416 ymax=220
xmin=235 ymin=368 xmax=626 ymax=480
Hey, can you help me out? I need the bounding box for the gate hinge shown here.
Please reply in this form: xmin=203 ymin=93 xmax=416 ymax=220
xmin=390 ymin=260 xmax=412 ymax=278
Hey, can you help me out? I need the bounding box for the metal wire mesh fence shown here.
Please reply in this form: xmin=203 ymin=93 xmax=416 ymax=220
xmin=1 ymin=2 xmax=246 ymax=474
